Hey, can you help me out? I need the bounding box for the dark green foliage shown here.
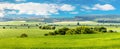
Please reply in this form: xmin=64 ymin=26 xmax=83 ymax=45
xmin=3 ymin=27 xmax=5 ymax=29
xmin=45 ymin=26 xmax=115 ymax=36
xmin=39 ymin=26 xmax=42 ymax=29
xmin=68 ymin=26 xmax=96 ymax=34
xmin=66 ymin=29 xmax=76 ymax=35
xmin=39 ymin=26 xmax=56 ymax=30
xmin=28 ymin=26 xmax=30 ymax=29
xmin=77 ymin=22 xmax=80 ymax=26
xmin=49 ymin=32 xmax=56 ymax=35
xmin=51 ymin=26 xmax=56 ymax=30
xmin=94 ymin=27 xmax=107 ymax=33
xmin=44 ymin=33 xmax=48 ymax=36
xmin=57 ymin=27 xmax=70 ymax=35
xmin=20 ymin=33 xmax=28 ymax=38
xmin=108 ymin=30 xmax=116 ymax=33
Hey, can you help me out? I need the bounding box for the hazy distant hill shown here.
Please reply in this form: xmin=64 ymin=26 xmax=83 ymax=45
xmin=1 ymin=15 xmax=120 ymax=23
xmin=75 ymin=15 xmax=120 ymax=23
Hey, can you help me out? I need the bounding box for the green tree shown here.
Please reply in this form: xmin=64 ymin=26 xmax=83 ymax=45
xmin=57 ymin=27 xmax=70 ymax=35
xmin=94 ymin=27 xmax=107 ymax=33
xmin=77 ymin=22 xmax=80 ymax=26
xmin=66 ymin=29 xmax=76 ymax=35
xmin=75 ymin=26 xmax=96 ymax=34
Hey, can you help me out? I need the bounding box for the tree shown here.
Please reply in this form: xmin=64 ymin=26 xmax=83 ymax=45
xmin=56 ymin=27 xmax=70 ymax=35
xmin=99 ymin=27 xmax=107 ymax=33
xmin=20 ymin=33 xmax=28 ymax=38
xmin=51 ymin=26 xmax=56 ymax=30
xmin=39 ymin=26 xmax=42 ymax=29
xmin=3 ymin=27 xmax=5 ymax=29
xmin=66 ymin=29 xmax=76 ymax=35
xmin=108 ymin=30 xmax=114 ymax=33
xmin=74 ymin=26 xmax=96 ymax=34
xmin=94 ymin=27 xmax=107 ymax=33
xmin=77 ymin=22 xmax=80 ymax=26
xmin=28 ymin=26 xmax=30 ymax=29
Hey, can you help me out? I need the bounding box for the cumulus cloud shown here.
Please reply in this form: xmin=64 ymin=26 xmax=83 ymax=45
xmin=0 ymin=2 xmax=75 ymax=17
xmin=60 ymin=4 xmax=75 ymax=11
xmin=82 ymin=4 xmax=115 ymax=11
xmin=92 ymin=4 xmax=115 ymax=11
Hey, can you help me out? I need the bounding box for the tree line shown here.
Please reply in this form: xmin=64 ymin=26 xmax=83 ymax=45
xmin=44 ymin=26 xmax=116 ymax=36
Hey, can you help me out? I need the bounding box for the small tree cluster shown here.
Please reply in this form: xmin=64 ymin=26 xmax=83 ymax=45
xmin=94 ymin=27 xmax=107 ymax=33
xmin=39 ymin=26 xmax=56 ymax=30
xmin=20 ymin=33 xmax=28 ymax=38
xmin=45 ymin=26 xmax=113 ymax=36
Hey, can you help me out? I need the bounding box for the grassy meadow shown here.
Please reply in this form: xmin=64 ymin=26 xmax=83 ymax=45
xmin=0 ymin=21 xmax=120 ymax=49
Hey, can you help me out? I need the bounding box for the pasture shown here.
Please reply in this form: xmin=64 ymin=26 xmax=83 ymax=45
xmin=0 ymin=21 xmax=120 ymax=49
xmin=0 ymin=33 xmax=120 ymax=49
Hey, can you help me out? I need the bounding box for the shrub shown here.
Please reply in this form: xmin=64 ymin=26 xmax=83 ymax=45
xmin=108 ymin=30 xmax=114 ymax=33
xmin=48 ymin=32 xmax=56 ymax=35
xmin=39 ymin=26 xmax=42 ymax=29
xmin=44 ymin=33 xmax=49 ymax=36
xmin=94 ymin=27 xmax=107 ymax=33
xmin=51 ymin=26 xmax=56 ymax=30
xmin=66 ymin=29 xmax=76 ymax=35
xmin=75 ymin=26 xmax=97 ymax=34
xmin=57 ymin=27 xmax=70 ymax=35
xmin=77 ymin=22 xmax=80 ymax=26
xmin=99 ymin=27 xmax=107 ymax=33
xmin=20 ymin=33 xmax=28 ymax=38
xmin=3 ymin=27 xmax=5 ymax=29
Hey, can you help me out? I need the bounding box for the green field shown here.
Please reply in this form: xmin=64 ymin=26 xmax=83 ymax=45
xmin=0 ymin=33 xmax=120 ymax=49
xmin=0 ymin=21 xmax=120 ymax=49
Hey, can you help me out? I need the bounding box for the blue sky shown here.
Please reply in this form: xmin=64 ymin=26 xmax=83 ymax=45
xmin=0 ymin=0 xmax=120 ymax=18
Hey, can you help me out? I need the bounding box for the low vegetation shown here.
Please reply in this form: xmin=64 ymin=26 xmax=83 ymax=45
xmin=45 ymin=26 xmax=116 ymax=36
xmin=39 ymin=26 xmax=56 ymax=30
xmin=20 ymin=33 xmax=28 ymax=38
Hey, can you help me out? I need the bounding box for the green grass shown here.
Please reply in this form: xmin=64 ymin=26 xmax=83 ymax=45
xmin=0 ymin=33 xmax=120 ymax=49
xmin=0 ymin=21 xmax=43 ymax=25
xmin=0 ymin=29 xmax=54 ymax=38
xmin=0 ymin=21 xmax=120 ymax=49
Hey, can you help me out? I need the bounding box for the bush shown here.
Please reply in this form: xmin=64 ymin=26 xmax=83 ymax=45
xmin=44 ymin=33 xmax=49 ymax=36
xmin=51 ymin=26 xmax=56 ymax=30
xmin=39 ymin=26 xmax=56 ymax=30
xmin=57 ymin=27 xmax=70 ymax=35
xmin=20 ymin=33 xmax=28 ymax=38
xmin=66 ymin=29 xmax=76 ymax=35
xmin=94 ymin=27 xmax=107 ymax=33
xmin=3 ymin=27 xmax=5 ymax=29
xmin=108 ymin=30 xmax=117 ymax=33
xmin=75 ymin=26 xmax=96 ymax=34
xmin=99 ymin=27 xmax=107 ymax=33
xmin=45 ymin=26 xmax=111 ymax=36
xmin=48 ymin=32 xmax=56 ymax=35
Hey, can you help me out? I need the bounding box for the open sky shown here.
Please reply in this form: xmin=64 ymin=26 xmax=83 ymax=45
xmin=0 ymin=0 xmax=120 ymax=18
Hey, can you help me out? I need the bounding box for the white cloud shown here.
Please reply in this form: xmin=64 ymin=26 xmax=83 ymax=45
xmin=70 ymin=12 xmax=79 ymax=14
xmin=92 ymin=4 xmax=115 ymax=11
xmin=15 ymin=0 xmax=26 ymax=2
xmin=82 ymin=4 xmax=115 ymax=11
xmin=60 ymin=4 xmax=75 ymax=11
xmin=0 ymin=2 xmax=75 ymax=17
xmin=0 ymin=13 xmax=4 ymax=17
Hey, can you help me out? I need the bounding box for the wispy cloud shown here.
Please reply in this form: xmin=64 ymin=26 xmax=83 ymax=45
xmin=15 ymin=0 xmax=26 ymax=2
xmin=70 ymin=12 xmax=79 ymax=14
xmin=82 ymin=4 xmax=115 ymax=11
